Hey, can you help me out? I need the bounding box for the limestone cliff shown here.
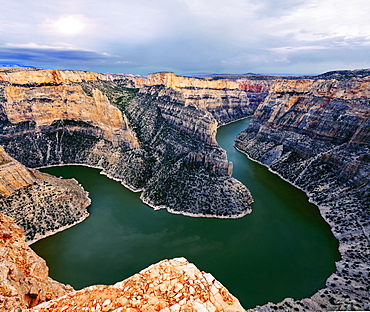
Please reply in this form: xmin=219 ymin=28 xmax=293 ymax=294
xmin=0 ymin=68 xmax=149 ymax=194
xmin=0 ymin=68 xmax=254 ymax=220
xmin=147 ymin=72 xmax=240 ymax=90
xmin=27 ymin=257 xmax=244 ymax=312
xmin=0 ymin=212 xmax=73 ymax=311
xmin=0 ymin=146 xmax=38 ymax=197
xmin=0 ymin=146 xmax=90 ymax=242
xmin=235 ymin=69 xmax=370 ymax=311
xmin=147 ymin=72 xmax=256 ymax=125
xmin=0 ymin=67 xmax=146 ymax=87
xmin=3 ymin=85 xmax=139 ymax=146
xmin=236 ymin=77 xmax=273 ymax=110
xmin=1 ymin=66 xmax=369 ymax=311
xmin=124 ymin=84 xmax=253 ymax=217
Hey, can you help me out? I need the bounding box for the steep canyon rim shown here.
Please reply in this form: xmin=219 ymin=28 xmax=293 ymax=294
xmin=31 ymin=118 xmax=340 ymax=309
xmin=0 ymin=67 xmax=368 ymax=311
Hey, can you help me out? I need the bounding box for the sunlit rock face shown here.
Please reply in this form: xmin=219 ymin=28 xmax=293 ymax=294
xmin=237 ymin=78 xmax=273 ymax=111
xmin=0 ymin=212 xmax=73 ymax=311
xmin=0 ymin=68 xmax=254 ymax=226
xmin=3 ymin=85 xmax=139 ymax=146
xmin=0 ymin=67 xmax=146 ymax=87
xmin=236 ymin=69 xmax=370 ymax=312
xmin=146 ymin=72 xmax=256 ymax=125
xmin=0 ymin=146 xmax=90 ymax=242
xmin=27 ymin=257 xmax=245 ymax=312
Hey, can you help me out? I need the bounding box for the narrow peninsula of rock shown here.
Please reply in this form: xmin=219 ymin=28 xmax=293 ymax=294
xmin=0 ymin=145 xmax=90 ymax=242
xmin=0 ymin=67 xmax=254 ymax=221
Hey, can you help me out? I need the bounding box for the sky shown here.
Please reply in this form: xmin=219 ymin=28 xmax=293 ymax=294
xmin=1 ymin=0 xmax=369 ymax=75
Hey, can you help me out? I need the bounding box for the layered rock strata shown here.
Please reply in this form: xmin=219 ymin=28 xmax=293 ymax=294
xmin=0 ymin=68 xmax=254 ymax=223
xmin=27 ymin=257 xmax=244 ymax=312
xmin=0 ymin=146 xmax=90 ymax=242
xmin=236 ymin=77 xmax=273 ymax=111
xmin=1 ymin=66 xmax=369 ymax=311
xmin=125 ymin=83 xmax=253 ymax=217
xmin=235 ymin=70 xmax=370 ymax=311
xmin=147 ymin=72 xmax=256 ymax=125
xmin=0 ymin=212 xmax=73 ymax=311
xmin=0 ymin=67 xmax=146 ymax=88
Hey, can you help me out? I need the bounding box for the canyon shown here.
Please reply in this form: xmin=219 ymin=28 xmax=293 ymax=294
xmin=0 ymin=67 xmax=369 ymax=311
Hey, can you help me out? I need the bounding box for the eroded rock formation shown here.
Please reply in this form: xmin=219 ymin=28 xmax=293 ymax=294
xmin=3 ymin=85 xmax=139 ymax=146
xmin=147 ymin=72 xmax=255 ymax=125
xmin=27 ymin=257 xmax=244 ymax=312
xmin=236 ymin=70 xmax=370 ymax=311
xmin=125 ymin=84 xmax=253 ymax=217
xmin=0 ymin=68 xmax=254 ymax=221
xmin=0 ymin=146 xmax=90 ymax=242
xmin=0 ymin=212 xmax=73 ymax=311
xmin=0 ymin=67 xmax=145 ymax=87
xmin=0 ymin=67 xmax=369 ymax=311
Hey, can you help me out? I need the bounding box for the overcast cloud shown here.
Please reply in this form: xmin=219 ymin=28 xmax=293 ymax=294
xmin=1 ymin=0 xmax=369 ymax=75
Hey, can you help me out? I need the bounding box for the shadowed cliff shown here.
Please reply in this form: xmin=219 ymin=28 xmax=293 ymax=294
xmin=0 ymin=68 xmax=256 ymax=228
xmin=235 ymin=70 xmax=370 ymax=311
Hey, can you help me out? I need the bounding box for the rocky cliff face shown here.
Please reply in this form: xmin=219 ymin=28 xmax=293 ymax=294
xmin=147 ymin=72 xmax=256 ymax=125
xmin=123 ymin=83 xmax=253 ymax=217
xmin=27 ymin=257 xmax=244 ymax=312
xmin=3 ymin=85 xmax=139 ymax=146
xmin=1 ymin=67 xmax=369 ymax=311
xmin=236 ymin=77 xmax=273 ymax=110
xmin=0 ymin=67 xmax=146 ymax=87
xmin=0 ymin=212 xmax=73 ymax=311
xmin=235 ymin=70 xmax=370 ymax=311
xmin=0 ymin=146 xmax=90 ymax=242
xmin=0 ymin=68 xmax=149 ymax=194
xmin=0 ymin=68 xmax=254 ymax=222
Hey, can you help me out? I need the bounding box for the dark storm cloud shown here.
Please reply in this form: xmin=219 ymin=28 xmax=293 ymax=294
xmin=0 ymin=46 xmax=109 ymax=62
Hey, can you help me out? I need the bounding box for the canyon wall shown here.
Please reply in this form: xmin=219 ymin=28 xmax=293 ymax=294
xmin=1 ymin=67 xmax=369 ymax=311
xmin=0 ymin=69 xmax=255 ymax=229
xmin=0 ymin=146 xmax=90 ymax=242
xmin=0 ymin=67 xmax=146 ymax=87
xmin=125 ymin=73 xmax=258 ymax=217
xmin=236 ymin=70 xmax=370 ymax=311
xmin=146 ymin=72 xmax=259 ymax=125
xmin=0 ymin=212 xmax=73 ymax=311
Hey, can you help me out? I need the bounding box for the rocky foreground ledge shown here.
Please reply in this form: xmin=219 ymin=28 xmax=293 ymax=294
xmin=0 ymin=212 xmax=244 ymax=312
xmin=27 ymin=257 xmax=244 ymax=312
xmin=0 ymin=212 xmax=73 ymax=311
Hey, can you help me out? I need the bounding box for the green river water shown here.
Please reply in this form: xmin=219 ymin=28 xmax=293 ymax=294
xmin=32 ymin=118 xmax=340 ymax=309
